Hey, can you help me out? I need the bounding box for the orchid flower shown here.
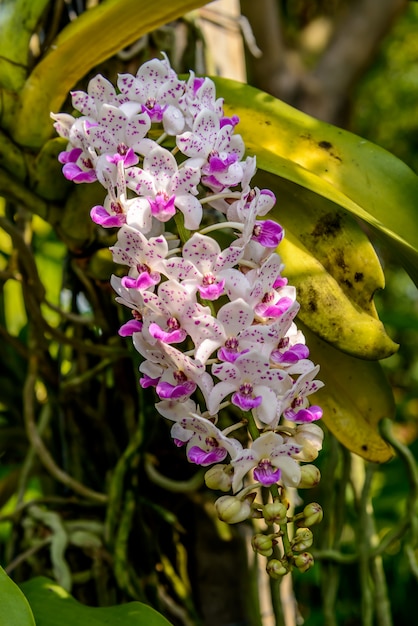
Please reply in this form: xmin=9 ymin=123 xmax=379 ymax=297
xmin=231 ymin=431 xmax=302 ymax=493
xmin=125 ymin=144 xmax=202 ymax=230
xmin=164 ymin=232 xmax=244 ymax=300
xmin=53 ymin=54 xmax=325 ymax=574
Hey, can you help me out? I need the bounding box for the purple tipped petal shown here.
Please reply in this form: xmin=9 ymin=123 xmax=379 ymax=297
xmin=118 ymin=319 xmax=143 ymax=336
xmin=58 ymin=148 xmax=82 ymax=164
xmin=62 ymin=163 xmax=97 ymax=183
xmin=121 ymin=271 xmax=160 ymax=290
xmin=149 ymin=322 xmax=187 ymax=344
xmin=91 ymin=206 xmax=126 ymax=227
xmin=156 ymin=380 xmax=197 ymax=400
xmin=252 ymin=220 xmax=284 ymax=247
xmin=187 ymin=446 xmax=228 ymax=466
xmin=140 ymin=374 xmax=160 ymax=388
xmin=273 ymin=276 xmax=288 ymax=289
xmin=271 ymin=344 xmax=310 ymax=364
xmin=255 ymin=297 xmax=293 ymax=319
xmin=220 ymin=115 xmax=240 ymax=128
xmin=285 ymin=405 xmax=323 ymax=423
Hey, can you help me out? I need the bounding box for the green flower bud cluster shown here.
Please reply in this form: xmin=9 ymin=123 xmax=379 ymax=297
xmin=247 ymin=496 xmax=323 ymax=579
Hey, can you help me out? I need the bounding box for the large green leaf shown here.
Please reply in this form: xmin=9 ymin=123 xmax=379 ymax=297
xmin=20 ymin=577 xmax=174 ymax=626
xmin=6 ymin=0 xmax=207 ymax=148
xmin=214 ymin=78 xmax=418 ymax=286
xmin=0 ymin=0 xmax=50 ymax=91
xmin=300 ymin=324 xmax=395 ymax=463
xmin=0 ymin=567 xmax=36 ymax=626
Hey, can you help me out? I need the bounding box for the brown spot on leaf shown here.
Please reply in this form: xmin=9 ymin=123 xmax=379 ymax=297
xmin=318 ymin=140 xmax=333 ymax=150
xmin=311 ymin=212 xmax=343 ymax=239
xmin=317 ymin=140 xmax=342 ymax=162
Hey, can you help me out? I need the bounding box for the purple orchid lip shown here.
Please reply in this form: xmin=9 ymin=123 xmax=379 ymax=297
xmin=232 ymin=391 xmax=262 ymax=411
xmin=217 ymin=347 xmax=249 ymax=363
xmin=253 ymin=464 xmax=281 ymax=486
xmin=198 ymin=279 xmax=225 ymax=300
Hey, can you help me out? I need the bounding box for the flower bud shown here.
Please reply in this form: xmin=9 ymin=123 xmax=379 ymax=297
xmin=292 ymin=424 xmax=324 ymax=462
xmin=262 ymin=501 xmax=288 ymax=525
xmin=293 ymin=551 xmax=314 ymax=573
xmin=205 ymin=464 xmax=233 ymax=492
xmin=290 ymin=528 xmax=313 ymax=552
xmin=215 ymin=495 xmax=251 ymax=524
xmin=301 ymin=502 xmax=323 ymax=527
xmin=251 ymin=533 xmax=274 ymax=557
xmin=297 ymin=465 xmax=321 ymax=489
xmin=266 ymin=559 xmax=288 ymax=579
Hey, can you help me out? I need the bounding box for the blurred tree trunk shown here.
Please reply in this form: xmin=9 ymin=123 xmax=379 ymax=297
xmin=240 ymin=0 xmax=408 ymax=126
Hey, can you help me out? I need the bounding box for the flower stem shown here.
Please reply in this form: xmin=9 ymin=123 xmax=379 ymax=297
xmin=199 ymin=221 xmax=244 ymax=235
xmin=246 ymin=410 xmax=261 ymax=441
xmin=174 ymin=212 xmax=191 ymax=246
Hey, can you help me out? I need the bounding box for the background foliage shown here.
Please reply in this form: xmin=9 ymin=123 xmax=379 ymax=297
xmin=0 ymin=1 xmax=417 ymax=625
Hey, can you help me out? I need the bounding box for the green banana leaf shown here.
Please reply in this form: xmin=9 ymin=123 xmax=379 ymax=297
xmin=19 ymin=577 xmax=174 ymax=626
xmin=214 ymin=78 xmax=418 ymax=287
xmin=0 ymin=567 xmax=36 ymax=626
xmin=0 ymin=0 xmax=50 ymax=91
xmin=5 ymin=0 xmax=208 ymax=148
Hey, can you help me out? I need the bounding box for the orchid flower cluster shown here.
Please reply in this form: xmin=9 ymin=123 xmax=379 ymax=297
xmin=52 ymin=54 xmax=324 ymax=577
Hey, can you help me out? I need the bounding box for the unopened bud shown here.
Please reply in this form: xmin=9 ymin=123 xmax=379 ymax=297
xmin=293 ymin=551 xmax=314 ymax=573
xmin=262 ymin=501 xmax=288 ymax=525
xmin=297 ymin=465 xmax=321 ymax=489
xmin=205 ymin=464 xmax=233 ymax=492
xmin=266 ymin=558 xmax=288 ymax=579
xmin=251 ymin=533 xmax=274 ymax=557
xmin=292 ymin=423 xmax=324 ymax=462
xmin=290 ymin=528 xmax=313 ymax=552
xmin=301 ymin=502 xmax=323 ymax=527
xmin=215 ymin=495 xmax=251 ymax=524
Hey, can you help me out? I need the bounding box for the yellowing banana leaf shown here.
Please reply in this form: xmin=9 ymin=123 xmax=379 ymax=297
xmin=215 ymin=78 xmax=418 ymax=287
xmin=20 ymin=576 xmax=174 ymax=626
xmin=279 ymin=232 xmax=398 ymax=360
xmin=7 ymin=0 xmax=207 ymax=148
xmin=258 ymin=170 xmax=386 ymax=317
xmin=301 ymin=323 xmax=395 ymax=463
xmin=0 ymin=567 xmax=36 ymax=626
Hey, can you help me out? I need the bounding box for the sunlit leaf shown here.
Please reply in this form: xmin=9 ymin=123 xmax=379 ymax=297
xmin=8 ymin=0 xmax=208 ymax=148
xmin=20 ymin=577 xmax=174 ymax=626
xmin=215 ymin=78 xmax=418 ymax=286
xmin=302 ymin=323 xmax=395 ymax=463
